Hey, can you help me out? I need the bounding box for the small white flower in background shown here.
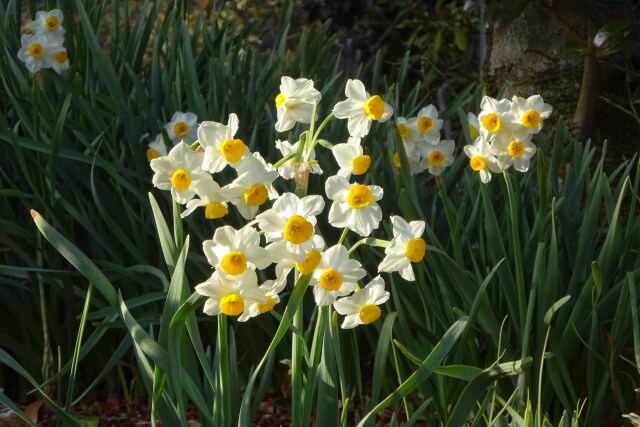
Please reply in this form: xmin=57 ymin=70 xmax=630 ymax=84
xmin=198 ymin=113 xmax=248 ymax=173
xmin=274 ymin=76 xmax=322 ymax=133
xmin=478 ymin=96 xmax=513 ymax=137
xmin=419 ymin=139 xmax=455 ymax=177
xmin=180 ymin=175 xmax=231 ymax=219
xmin=333 ymin=276 xmax=390 ymax=328
xmin=51 ymin=46 xmax=69 ymax=74
xmin=378 ymin=216 xmax=426 ymax=281
xmin=239 ymin=275 xmax=288 ymax=321
xmin=17 ymin=34 xmax=58 ymax=73
xmin=195 ymin=270 xmax=266 ymax=317
xmin=147 ymin=134 xmax=169 ymax=162
xmin=150 ymin=142 xmax=209 ymax=204
xmin=30 ymin=9 xmax=65 ymax=41
xmin=310 ymin=244 xmax=366 ymax=306
xmin=275 ymin=139 xmax=322 ymax=180
xmin=463 ymin=136 xmax=501 ymax=183
xmin=506 ymin=95 xmax=553 ymax=136
xmin=256 ymin=192 xmax=325 ymax=264
xmin=395 ymin=117 xmax=416 ymax=142
xmin=165 ymin=111 xmax=198 ymax=145
xmin=407 ymin=105 xmax=443 ymax=144
xmin=325 ymin=175 xmax=383 ymax=237
xmin=466 ymin=112 xmax=480 ymax=141
xmin=202 ymin=225 xmax=272 ymax=276
xmin=225 ymin=152 xmax=279 ymax=220
xmin=331 ymin=137 xmax=371 ymax=178
xmin=392 ymin=146 xmax=423 ymax=175
xmin=333 ymin=79 xmax=393 ymax=138
xmin=490 ymin=133 xmax=537 ymax=173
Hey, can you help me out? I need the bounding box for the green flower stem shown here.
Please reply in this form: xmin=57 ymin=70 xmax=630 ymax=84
xmin=217 ymin=314 xmax=231 ymax=427
xmin=302 ymin=305 xmax=328 ymax=425
xmin=435 ymin=176 xmax=464 ymax=265
xmin=337 ymin=227 xmax=349 ymax=245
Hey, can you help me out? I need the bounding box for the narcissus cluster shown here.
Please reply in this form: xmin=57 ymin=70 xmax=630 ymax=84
xmin=17 ymin=9 xmax=69 ymax=74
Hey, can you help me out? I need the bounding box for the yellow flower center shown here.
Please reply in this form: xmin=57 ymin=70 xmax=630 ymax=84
xmin=220 ymin=293 xmax=244 ymax=316
xmin=219 ymin=139 xmax=246 ymax=163
xmin=405 ymin=238 xmax=426 ymax=262
xmin=481 ymin=113 xmax=500 ymax=133
xmin=29 ymin=43 xmax=43 ymax=58
xmin=469 ymin=156 xmax=486 ymax=171
xmin=173 ymin=121 xmax=189 ymax=137
xmin=244 ymin=183 xmax=268 ymax=207
xmin=220 ymin=251 xmax=247 ymax=276
xmin=468 ymin=124 xmax=477 ymax=139
xmin=428 ymin=150 xmax=445 ymax=166
xmin=351 ymin=155 xmax=371 ymax=175
xmin=257 ymin=296 xmax=276 ymax=313
xmin=283 ymin=215 xmax=314 ymax=244
xmin=275 ymin=93 xmax=286 ymax=108
xmin=204 ymin=202 xmax=228 ymax=219
xmin=146 ymin=148 xmax=159 ymax=162
xmin=417 ymin=117 xmax=434 ymax=133
xmin=393 ymin=152 xmax=401 ymax=168
xmin=363 ymin=95 xmax=385 ymax=120
xmin=319 ymin=268 xmax=342 ymax=291
xmin=54 ymin=51 xmax=67 ymax=63
xmin=397 ymin=124 xmax=409 ymax=138
xmin=171 ymin=169 xmax=191 ymax=191
xmin=522 ymin=109 xmax=541 ymax=128
xmin=296 ymin=249 xmax=321 ymax=275
xmin=45 ymin=16 xmax=60 ymax=31
xmin=359 ymin=304 xmax=382 ymax=324
xmin=346 ymin=184 xmax=374 ymax=209
xmin=508 ymin=141 xmax=525 ymax=158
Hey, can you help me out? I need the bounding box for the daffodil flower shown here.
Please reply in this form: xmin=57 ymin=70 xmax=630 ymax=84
xmin=275 ymin=76 xmax=321 ymax=132
xmin=463 ymin=136 xmax=501 ymax=183
xmin=239 ymin=275 xmax=288 ymax=321
xmin=225 ymin=153 xmax=279 ymax=220
xmin=466 ymin=112 xmax=480 ymax=141
xmin=311 ymin=244 xmax=366 ymax=306
xmin=51 ymin=46 xmax=69 ymax=74
xmin=256 ymin=192 xmax=325 ymax=263
xmin=17 ymin=34 xmax=58 ymax=73
xmin=326 ymin=175 xmax=383 ymax=237
xmin=378 ymin=216 xmax=426 ymax=281
xmin=333 ymin=276 xmax=390 ymax=328
xmin=478 ymin=96 xmax=513 ymax=138
xmin=275 ymin=139 xmax=322 ymax=180
xmin=181 ymin=176 xmax=231 ymax=219
xmin=30 ymin=9 xmax=65 ymax=41
xmin=195 ymin=270 xmax=266 ymax=317
xmin=407 ymin=105 xmax=443 ymax=144
xmin=150 ymin=142 xmax=209 ymax=204
xmin=203 ymin=225 xmax=272 ymax=276
xmin=506 ymin=95 xmax=553 ymax=135
xmin=331 ymin=137 xmax=372 ymax=178
xmin=147 ymin=134 xmax=169 ymax=162
xmin=333 ymin=79 xmax=393 ymax=138
xmin=198 ymin=113 xmax=248 ymax=173
xmin=490 ymin=133 xmax=537 ymax=173
xmin=419 ymin=139 xmax=455 ymax=177
xmin=165 ymin=111 xmax=198 ymax=145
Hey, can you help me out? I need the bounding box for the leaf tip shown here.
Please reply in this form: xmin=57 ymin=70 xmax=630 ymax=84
xmin=30 ymin=209 xmax=40 ymax=219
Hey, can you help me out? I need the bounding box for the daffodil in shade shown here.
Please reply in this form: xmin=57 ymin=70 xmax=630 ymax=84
xmin=378 ymin=216 xmax=426 ymax=281
xmin=407 ymin=105 xmax=443 ymax=144
xmin=332 ymin=137 xmax=372 ymax=178
xmin=275 ymin=139 xmax=322 ymax=180
xmin=326 ymin=175 xmax=383 ymax=237
xmin=463 ymin=136 xmax=501 ymax=183
xmin=203 ymin=225 xmax=272 ymax=276
xmin=333 ymin=276 xmax=390 ymax=328
xmin=275 ymin=76 xmax=322 ymax=132
xmin=150 ymin=142 xmax=209 ymax=204
xmin=333 ymin=79 xmax=393 ymax=138
xmin=419 ymin=139 xmax=455 ymax=177
xmin=225 ymin=153 xmax=279 ymax=220
xmin=478 ymin=96 xmax=513 ymax=138
xmin=30 ymin=9 xmax=65 ymax=40
xmin=165 ymin=111 xmax=198 ymax=145
xmin=490 ymin=134 xmax=537 ymax=173
xmin=395 ymin=117 xmax=412 ymax=142
xmin=256 ymin=192 xmax=324 ymax=263
xmin=506 ymin=95 xmax=553 ymax=136
xmin=147 ymin=134 xmax=169 ymax=162
xmin=51 ymin=46 xmax=69 ymax=74
xmin=180 ymin=175 xmax=231 ymax=219
xmin=238 ymin=275 xmax=288 ymax=321
xmin=466 ymin=112 xmax=480 ymax=141
xmin=17 ymin=34 xmax=57 ymax=73
xmin=195 ymin=270 xmax=266 ymax=317
xmin=311 ymin=244 xmax=366 ymax=306
xmin=198 ymin=113 xmax=247 ymax=173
